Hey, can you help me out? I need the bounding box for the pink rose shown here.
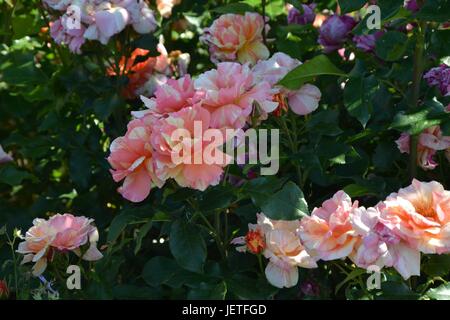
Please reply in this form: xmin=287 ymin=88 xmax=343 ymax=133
xmin=157 ymin=0 xmax=181 ymax=18
xmin=396 ymin=126 xmax=450 ymax=170
xmin=350 ymin=207 xmax=420 ymax=280
xmin=252 ymin=52 xmax=321 ymax=116
xmin=107 ymin=116 xmax=163 ymax=202
xmin=195 ymin=62 xmax=278 ymax=129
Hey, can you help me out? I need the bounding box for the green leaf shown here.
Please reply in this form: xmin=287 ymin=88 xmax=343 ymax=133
xmin=227 ymin=274 xmax=278 ymax=299
xmin=187 ymin=281 xmax=227 ymax=300
xmin=375 ymin=31 xmax=408 ymax=62
xmin=142 ymin=256 xmax=180 ymax=287
xmin=260 ymin=181 xmax=309 ymax=220
xmin=107 ymin=213 xmax=136 ymax=243
xmin=390 ymin=103 xmax=447 ymax=135
xmin=278 ymin=55 xmax=347 ymax=90
xmin=93 ymin=93 xmax=123 ymax=121
xmin=132 ymin=34 xmax=159 ymax=52
xmin=0 ymin=165 xmax=33 ymax=186
xmin=199 ymin=186 xmax=235 ymax=212
xmin=344 ymin=76 xmax=379 ymax=127
xmin=423 ymin=255 xmax=450 ymax=277
xmin=426 ymin=283 xmax=450 ymax=300
xmin=340 ymin=0 xmax=367 ymax=13
xmin=335 ymin=268 xmax=367 ymax=294
xmin=69 ymin=148 xmax=91 ymax=189
xmin=134 ymin=220 xmax=153 ymax=255
xmin=376 ymin=281 xmax=420 ymax=300
xmin=169 ymin=220 xmax=206 ymax=273
xmin=242 ymin=176 xmax=287 ymax=207
xmin=416 ymin=0 xmax=450 ymax=22
xmin=212 ymin=2 xmax=255 ymax=14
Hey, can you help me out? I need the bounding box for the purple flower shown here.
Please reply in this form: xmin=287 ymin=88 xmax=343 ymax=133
xmin=318 ymin=15 xmax=357 ymax=53
xmin=287 ymin=3 xmax=316 ymax=25
xmin=404 ymin=0 xmax=420 ymax=12
xmin=424 ymin=64 xmax=450 ymax=96
xmin=353 ymin=31 xmax=384 ymax=53
xmin=300 ymin=279 xmax=320 ymax=297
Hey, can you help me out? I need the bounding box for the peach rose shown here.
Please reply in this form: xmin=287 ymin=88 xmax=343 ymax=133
xmin=150 ymin=105 xmax=229 ymax=191
xmin=299 ymin=191 xmax=359 ymax=261
xmin=379 ymin=179 xmax=450 ymax=254
xmin=107 ymin=116 xmax=163 ymax=202
xmin=201 ymin=12 xmax=269 ymax=65
xmin=232 ymin=213 xmax=317 ymax=288
xmin=157 ymin=0 xmax=181 ymax=18
xmin=17 ymin=214 xmax=102 ymax=276
xmin=195 ymin=62 xmax=278 ymax=129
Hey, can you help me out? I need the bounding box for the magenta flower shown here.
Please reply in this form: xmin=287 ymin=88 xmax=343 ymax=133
xmin=353 ymin=31 xmax=384 ymax=53
xmin=287 ymin=3 xmax=316 ymax=25
xmin=318 ymin=15 xmax=356 ymax=53
xmin=424 ymin=64 xmax=450 ymax=96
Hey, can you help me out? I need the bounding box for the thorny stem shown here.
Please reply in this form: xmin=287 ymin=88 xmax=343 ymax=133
xmin=6 ymin=231 xmax=19 ymax=299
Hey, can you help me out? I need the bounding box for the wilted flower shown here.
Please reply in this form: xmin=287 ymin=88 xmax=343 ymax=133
xmin=318 ymin=15 xmax=356 ymax=53
xmin=424 ymin=64 xmax=450 ymax=96
xmin=287 ymin=3 xmax=316 ymax=25
xmin=17 ymin=214 xmax=102 ymax=276
xmin=396 ymin=126 xmax=450 ymax=170
xmin=201 ymin=12 xmax=269 ymax=65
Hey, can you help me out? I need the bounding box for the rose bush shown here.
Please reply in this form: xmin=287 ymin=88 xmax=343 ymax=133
xmin=0 ymin=0 xmax=450 ymax=300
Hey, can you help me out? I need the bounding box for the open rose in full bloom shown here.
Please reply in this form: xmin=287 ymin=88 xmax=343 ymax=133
xmin=107 ymin=116 xmax=163 ymax=202
xmin=150 ymin=105 xmax=230 ymax=191
xmin=378 ymin=179 xmax=450 ymax=255
xmin=201 ymin=12 xmax=269 ymax=65
xmin=17 ymin=214 xmax=102 ymax=276
xmin=252 ymin=52 xmax=321 ymax=116
xmin=232 ymin=213 xmax=317 ymax=288
xmin=299 ymin=191 xmax=359 ymax=261
xmin=195 ymin=62 xmax=278 ymax=129
xmin=350 ymin=207 xmax=420 ymax=280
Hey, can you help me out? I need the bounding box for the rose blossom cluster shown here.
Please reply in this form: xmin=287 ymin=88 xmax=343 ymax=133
xmin=45 ymin=0 xmax=158 ymax=54
xmin=107 ymin=36 xmax=190 ymax=99
xmin=16 ymin=213 xmax=103 ymax=276
xmin=233 ymin=179 xmax=450 ymax=288
xmin=396 ymin=125 xmax=450 ymax=170
xmin=108 ymin=50 xmax=322 ymax=202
